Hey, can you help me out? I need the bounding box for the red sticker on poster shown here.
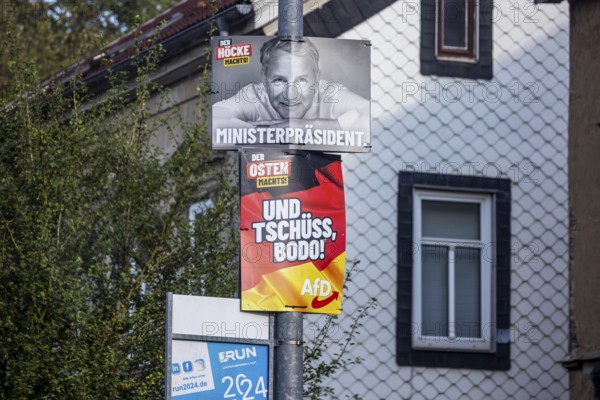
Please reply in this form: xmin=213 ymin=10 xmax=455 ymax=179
xmin=239 ymin=148 xmax=346 ymax=314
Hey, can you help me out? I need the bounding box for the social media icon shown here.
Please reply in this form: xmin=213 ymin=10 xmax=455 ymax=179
xmin=172 ymin=363 xmax=181 ymax=374
xmin=195 ymin=359 xmax=206 ymax=371
xmin=183 ymin=361 xmax=193 ymax=372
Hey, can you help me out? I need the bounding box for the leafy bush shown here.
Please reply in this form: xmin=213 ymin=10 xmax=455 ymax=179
xmin=0 ymin=19 xmax=376 ymax=400
xmin=0 ymin=33 xmax=237 ymax=399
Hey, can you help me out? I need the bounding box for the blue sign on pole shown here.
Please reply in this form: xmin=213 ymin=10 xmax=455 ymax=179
xmin=171 ymin=340 xmax=269 ymax=399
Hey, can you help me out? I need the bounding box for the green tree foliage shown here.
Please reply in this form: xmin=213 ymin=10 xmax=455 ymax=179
xmin=0 ymin=32 xmax=237 ymax=398
xmin=0 ymin=0 xmax=177 ymax=97
xmin=1 ymin=7 xmax=376 ymax=398
xmin=303 ymin=261 xmax=377 ymax=400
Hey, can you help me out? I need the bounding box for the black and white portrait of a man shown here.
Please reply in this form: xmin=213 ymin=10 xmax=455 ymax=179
xmin=211 ymin=36 xmax=371 ymax=152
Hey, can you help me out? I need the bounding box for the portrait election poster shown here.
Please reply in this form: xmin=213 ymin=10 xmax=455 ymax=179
xmin=239 ymin=148 xmax=346 ymax=314
xmin=211 ymin=36 xmax=371 ymax=153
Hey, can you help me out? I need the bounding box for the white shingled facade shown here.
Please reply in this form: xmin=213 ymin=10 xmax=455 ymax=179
xmin=310 ymin=1 xmax=570 ymax=398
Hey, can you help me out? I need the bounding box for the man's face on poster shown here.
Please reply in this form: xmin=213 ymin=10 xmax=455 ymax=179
xmin=263 ymin=50 xmax=318 ymax=119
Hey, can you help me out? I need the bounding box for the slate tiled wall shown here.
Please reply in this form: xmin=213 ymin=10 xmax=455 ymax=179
xmin=309 ymin=1 xmax=570 ymax=398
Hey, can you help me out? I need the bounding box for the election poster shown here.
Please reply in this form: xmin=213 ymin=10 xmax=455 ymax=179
xmin=211 ymin=36 xmax=371 ymax=153
xmin=239 ymin=148 xmax=346 ymax=314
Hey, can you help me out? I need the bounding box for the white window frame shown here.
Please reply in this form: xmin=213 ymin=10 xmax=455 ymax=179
xmin=189 ymin=198 xmax=215 ymax=247
xmin=435 ymin=0 xmax=479 ymax=62
xmin=412 ymin=189 xmax=495 ymax=352
xmin=189 ymin=198 xmax=215 ymax=224
xmin=188 ymin=198 xmax=215 ymax=295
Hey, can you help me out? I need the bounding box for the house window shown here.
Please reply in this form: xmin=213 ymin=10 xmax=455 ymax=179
xmin=188 ymin=198 xmax=215 ymax=294
xmin=413 ymin=190 xmax=493 ymax=352
xmin=188 ymin=199 xmax=215 ymax=224
xmin=397 ymin=171 xmax=511 ymax=370
xmin=421 ymin=0 xmax=492 ymax=79
xmin=436 ymin=0 xmax=477 ymax=61
xmin=189 ymin=198 xmax=215 ymax=247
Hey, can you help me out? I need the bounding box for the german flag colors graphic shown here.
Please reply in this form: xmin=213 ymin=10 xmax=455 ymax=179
xmin=239 ymin=148 xmax=346 ymax=314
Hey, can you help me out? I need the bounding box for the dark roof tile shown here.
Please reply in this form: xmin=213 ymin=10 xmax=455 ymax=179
xmin=58 ymin=0 xmax=239 ymax=82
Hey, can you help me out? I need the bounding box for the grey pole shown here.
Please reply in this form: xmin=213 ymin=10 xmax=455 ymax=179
xmin=274 ymin=3 xmax=304 ymax=399
xmin=274 ymin=312 xmax=304 ymax=399
xmin=278 ymin=0 xmax=304 ymax=38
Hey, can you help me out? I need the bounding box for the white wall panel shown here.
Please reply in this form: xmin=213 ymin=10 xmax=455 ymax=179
xmin=309 ymin=0 xmax=570 ymax=398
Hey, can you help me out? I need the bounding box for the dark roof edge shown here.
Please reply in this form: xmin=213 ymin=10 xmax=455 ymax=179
xmin=53 ymin=0 xmax=398 ymax=94
xmin=44 ymin=0 xmax=244 ymax=88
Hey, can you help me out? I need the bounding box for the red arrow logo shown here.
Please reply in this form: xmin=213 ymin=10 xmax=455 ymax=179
xmin=311 ymin=291 xmax=339 ymax=309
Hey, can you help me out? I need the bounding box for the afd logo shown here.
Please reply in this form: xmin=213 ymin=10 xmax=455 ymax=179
xmin=172 ymin=359 xmax=206 ymax=374
xmin=218 ymin=347 xmax=257 ymax=363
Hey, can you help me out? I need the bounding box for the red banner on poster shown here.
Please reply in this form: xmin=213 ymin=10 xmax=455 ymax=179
xmin=239 ymin=148 xmax=346 ymax=314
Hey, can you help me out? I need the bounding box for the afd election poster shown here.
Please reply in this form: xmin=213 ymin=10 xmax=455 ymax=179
xmin=170 ymin=340 xmax=269 ymax=400
xmin=239 ymin=148 xmax=346 ymax=314
xmin=211 ymin=36 xmax=371 ymax=153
